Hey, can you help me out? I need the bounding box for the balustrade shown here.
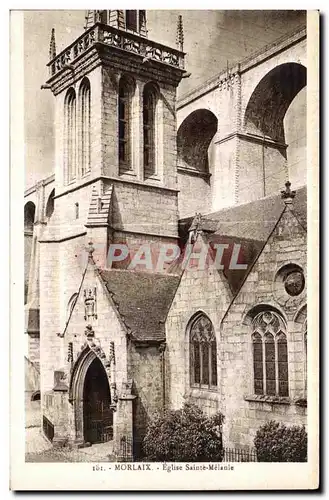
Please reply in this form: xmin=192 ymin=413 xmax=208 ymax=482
xmin=48 ymin=24 xmax=184 ymax=77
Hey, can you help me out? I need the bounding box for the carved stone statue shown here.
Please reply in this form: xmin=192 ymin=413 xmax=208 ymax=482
xmin=84 ymin=287 xmax=97 ymax=320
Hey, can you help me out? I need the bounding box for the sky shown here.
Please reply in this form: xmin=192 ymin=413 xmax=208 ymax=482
xmin=23 ymin=10 xmax=306 ymax=188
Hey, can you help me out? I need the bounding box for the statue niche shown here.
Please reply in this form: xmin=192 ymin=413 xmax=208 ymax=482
xmin=84 ymin=287 xmax=97 ymax=321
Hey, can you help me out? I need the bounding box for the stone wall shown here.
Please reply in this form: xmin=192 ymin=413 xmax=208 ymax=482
xmin=166 ymin=206 xmax=307 ymax=450
xmin=166 ymin=236 xmax=233 ymax=411
xmin=128 ymin=342 xmax=164 ymax=457
xmin=28 ymin=334 xmax=40 ymax=365
xmin=177 ymin=172 xmax=211 ymax=218
xmin=220 ymin=205 xmax=307 ymax=448
xmin=110 ymin=180 xmax=178 ymax=239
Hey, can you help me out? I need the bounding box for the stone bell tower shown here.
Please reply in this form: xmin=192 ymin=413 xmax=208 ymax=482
xmin=43 ymin=10 xmax=186 ymax=268
xmin=38 ymin=12 xmax=186 ymax=436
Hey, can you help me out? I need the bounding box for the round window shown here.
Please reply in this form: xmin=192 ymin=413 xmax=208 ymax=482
xmin=284 ymin=271 xmax=305 ymax=296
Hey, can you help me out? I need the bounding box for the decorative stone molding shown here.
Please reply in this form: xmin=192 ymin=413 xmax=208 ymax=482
xmin=217 ymin=72 xmax=240 ymax=92
xmin=119 ymin=379 xmax=135 ymax=401
xmin=84 ymin=324 xmax=95 ymax=340
xmin=110 ymin=382 xmax=118 ymax=408
xmin=67 ymin=342 xmax=73 ymax=362
xmin=70 ymin=339 xmax=118 ymax=410
xmin=273 ymin=263 xmax=306 ymax=309
xmin=48 ymin=24 xmax=185 ymax=80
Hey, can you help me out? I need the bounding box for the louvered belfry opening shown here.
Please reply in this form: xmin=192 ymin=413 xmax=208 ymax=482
xmin=84 ymin=10 xmax=147 ymax=36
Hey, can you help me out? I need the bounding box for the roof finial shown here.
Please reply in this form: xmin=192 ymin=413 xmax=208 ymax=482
xmin=86 ymin=240 xmax=95 ymax=259
xmin=281 ymin=181 xmax=296 ymax=204
xmin=49 ymin=28 xmax=56 ymax=61
xmin=176 ymin=15 xmax=184 ymax=52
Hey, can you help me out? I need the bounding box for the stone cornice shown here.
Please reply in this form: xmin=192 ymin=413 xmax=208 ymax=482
xmin=177 ymin=165 xmax=212 ymax=180
xmin=54 ymin=175 xmax=179 ymax=200
xmin=112 ymin=227 xmax=178 ymax=240
xmin=215 ymin=131 xmax=288 ymax=150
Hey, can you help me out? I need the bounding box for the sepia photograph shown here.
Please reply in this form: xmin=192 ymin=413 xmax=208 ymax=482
xmin=11 ymin=7 xmax=319 ymax=490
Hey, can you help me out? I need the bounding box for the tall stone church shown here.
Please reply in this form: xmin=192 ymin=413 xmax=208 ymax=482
xmin=24 ymin=10 xmax=308 ymax=459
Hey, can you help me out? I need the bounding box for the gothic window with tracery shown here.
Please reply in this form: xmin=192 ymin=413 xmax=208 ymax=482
xmin=65 ymin=88 xmax=77 ymax=183
xmin=79 ymin=78 xmax=91 ymax=176
xmin=143 ymin=83 xmax=157 ymax=178
xmin=190 ymin=314 xmax=217 ymax=389
xmin=252 ymin=311 xmax=289 ymax=397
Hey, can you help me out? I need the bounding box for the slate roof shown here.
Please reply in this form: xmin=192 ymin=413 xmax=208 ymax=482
xmin=98 ymin=187 xmax=307 ymax=342
xmin=98 ymin=269 xmax=180 ymax=342
xmin=177 ymin=186 xmax=307 ymax=295
xmin=206 ymin=233 xmax=264 ymax=295
xmin=179 ymin=186 xmax=307 ymax=244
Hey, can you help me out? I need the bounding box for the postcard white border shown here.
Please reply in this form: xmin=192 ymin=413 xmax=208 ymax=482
xmin=9 ymin=8 xmax=320 ymax=491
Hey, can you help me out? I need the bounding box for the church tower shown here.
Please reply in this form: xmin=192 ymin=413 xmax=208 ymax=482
xmin=43 ymin=10 xmax=185 ymax=268
xmin=38 ymin=11 xmax=186 ymax=442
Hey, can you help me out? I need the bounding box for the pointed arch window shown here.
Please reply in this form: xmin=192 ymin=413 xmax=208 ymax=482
xmin=143 ymin=83 xmax=158 ymax=178
xmin=190 ymin=314 xmax=217 ymax=389
xmin=79 ymin=79 xmax=91 ymax=176
xmin=252 ymin=311 xmax=289 ymax=397
xmin=64 ymin=88 xmax=77 ymax=183
xmin=118 ymin=76 xmax=134 ymax=173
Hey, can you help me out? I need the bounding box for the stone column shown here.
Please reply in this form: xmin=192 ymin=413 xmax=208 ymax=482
xmin=133 ymin=80 xmax=143 ymax=181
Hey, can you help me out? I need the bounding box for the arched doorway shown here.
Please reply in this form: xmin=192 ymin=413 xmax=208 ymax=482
xmin=83 ymin=357 xmax=113 ymax=444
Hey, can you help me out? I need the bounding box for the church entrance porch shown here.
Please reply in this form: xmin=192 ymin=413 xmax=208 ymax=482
xmin=83 ymin=357 xmax=113 ymax=444
xmin=68 ymin=344 xmax=116 ymax=448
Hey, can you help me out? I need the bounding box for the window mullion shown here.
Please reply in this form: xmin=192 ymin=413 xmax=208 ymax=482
xmin=208 ymin=341 xmax=212 ymax=388
xmin=274 ymin=336 xmax=279 ymax=396
xmin=262 ymin=336 xmax=266 ymax=395
xmin=199 ymin=342 xmax=203 ymax=388
xmin=190 ymin=338 xmax=194 ymax=385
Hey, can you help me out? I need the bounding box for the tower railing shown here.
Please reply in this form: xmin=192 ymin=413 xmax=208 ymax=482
xmin=47 ymin=23 xmax=185 ymax=78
